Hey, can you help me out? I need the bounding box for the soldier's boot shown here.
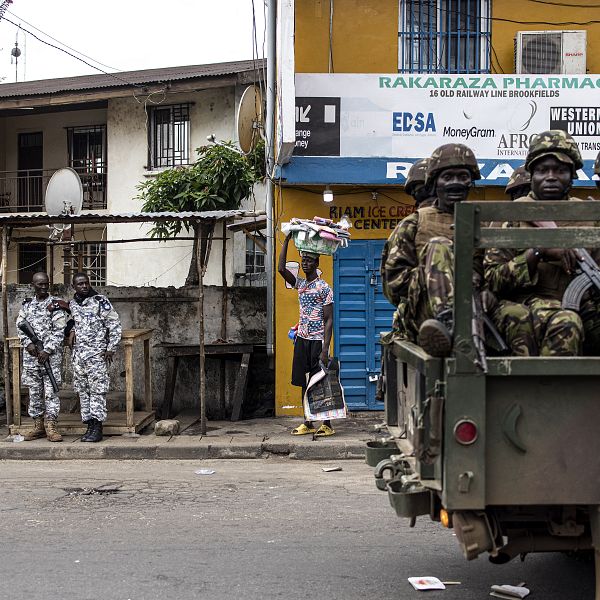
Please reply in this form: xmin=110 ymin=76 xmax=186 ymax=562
xmin=80 ymin=420 xmax=94 ymax=442
xmin=418 ymin=310 xmax=453 ymax=358
xmin=83 ymin=419 xmax=103 ymax=443
xmin=44 ymin=419 xmax=63 ymax=443
xmin=23 ymin=417 xmax=46 ymax=441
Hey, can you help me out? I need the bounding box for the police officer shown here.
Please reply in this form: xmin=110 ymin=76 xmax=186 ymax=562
xmin=16 ymin=271 xmax=68 ymax=442
xmin=505 ymin=165 xmax=531 ymax=200
xmin=68 ymin=272 xmax=122 ymax=442
xmin=382 ymin=143 xmax=483 ymax=356
xmin=485 ymin=130 xmax=600 ymax=356
xmin=405 ymin=158 xmax=435 ymax=208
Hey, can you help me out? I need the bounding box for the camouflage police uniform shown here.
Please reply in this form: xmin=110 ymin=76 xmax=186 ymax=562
xmin=16 ymin=296 xmax=67 ymax=420
xmin=383 ymin=144 xmax=483 ymax=341
xmin=69 ymin=294 xmax=122 ymax=422
xmin=485 ymin=130 xmax=600 ymax=356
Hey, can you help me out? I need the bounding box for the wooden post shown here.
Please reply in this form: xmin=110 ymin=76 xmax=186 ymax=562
xmin=220 ymin=221 xmax=228 ymax=418
xmin=124 ymin=342 xmax=134 ymax=431
xmin=2 ymin=226 xmax=12 ymax=428
xmin=197 ymin=226 xmax=207 ymax=436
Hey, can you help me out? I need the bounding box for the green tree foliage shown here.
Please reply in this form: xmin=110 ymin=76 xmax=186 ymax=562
xmin=137 ymin=142 xmax=264 ymax=238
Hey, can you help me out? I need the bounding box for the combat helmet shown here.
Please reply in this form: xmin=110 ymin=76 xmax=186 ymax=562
xmin=405 ymin=158 xmax=430 ymax=195
xmin=525 ymin=129 xmax=583 ymax=177
xmin=505 ymin=165 xmax=531 ymax=194
xmin=425 ymin=143 xmax=481 ymax=186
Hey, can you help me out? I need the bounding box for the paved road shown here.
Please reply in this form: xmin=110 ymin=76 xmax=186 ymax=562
xmin=0 ymin=460 xmax=594 ymax=600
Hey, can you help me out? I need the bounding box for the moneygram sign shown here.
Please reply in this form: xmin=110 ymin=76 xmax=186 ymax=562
xmin=282 ymin=74 xmax=600 ymax=186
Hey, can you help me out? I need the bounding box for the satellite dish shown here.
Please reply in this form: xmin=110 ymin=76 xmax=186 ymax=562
xmin=45 ymin=167 xmax=83 ymax=216
xmin=44 ymin=168 xmax=83 ymax=241
xmin=237 ymin=85 xmax=264 ymax=154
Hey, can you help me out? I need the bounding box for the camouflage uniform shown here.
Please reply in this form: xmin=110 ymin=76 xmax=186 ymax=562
xmin=505 ymin=166 xmax=531 ymax=199
xmin=383 ymin=144 xmax=483 ymax=342
xmin=485 ymin=130 xmax=600 ymax=356
xmin=16 ymin=296 xmax=67 ymax=419
xmin=69 ymin=294 xmax=122 ymax=422
xmin=405 ymin=158 xmax=435 ymax=208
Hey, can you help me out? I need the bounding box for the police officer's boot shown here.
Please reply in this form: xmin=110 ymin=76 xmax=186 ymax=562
xmin=80 ymin=420 xmax=94 ymax=442
xmin=84 ymin=419 xmax=103 ymax=443
xmin=23 ymin=417 xmax=45 ymax=441
xmin=44 ymin=419 xmax=63 ymax=442
xmin=418 ymin=309 xmax=453 ymax=358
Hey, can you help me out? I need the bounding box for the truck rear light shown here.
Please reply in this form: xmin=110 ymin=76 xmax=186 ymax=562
xmin=454 ymin=420 xmax=478 ymax=445
xmin=440 ymin=509 xmax=452 ymax=528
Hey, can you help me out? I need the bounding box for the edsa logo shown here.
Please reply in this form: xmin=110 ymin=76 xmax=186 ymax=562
xmin=392 ymin=111 xmax=436 ymax=133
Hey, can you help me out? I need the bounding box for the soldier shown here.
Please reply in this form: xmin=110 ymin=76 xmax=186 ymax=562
xmin=485 ymin=130 xmax=600 ymax=356
xmin=594 ymin=151 xmax=600 ymax=191
xmin=16 ymin=272 xmax=68 ymax=442
xmin=505 ymin=165 xmax=531 ymax=200
xmin=382 ymin=143 xmax=536 ymax=358
xmin=382 ymin=143 xmax=482 ymax=356
xmin=405 ymin=158 xmax=435 ymax=208
xmin=68 ymin=272 xmax=122 ymax=442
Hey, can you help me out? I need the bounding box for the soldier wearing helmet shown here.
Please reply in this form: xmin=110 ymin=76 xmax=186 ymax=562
xmin=485 ymin=130 xmax=600 ymax=356
xmin=505 ymin=166 xmax=531 ymax=201
xmin=593 ymin=151 xmax=600 ymax=190
xmin=382 ymin=144 xmax=483 ymax=356
xmin=405 ymin=158 xmax=434 ymax=208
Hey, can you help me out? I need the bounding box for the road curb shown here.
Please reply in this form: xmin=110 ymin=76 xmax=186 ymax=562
xmin=0 ymin=440 xmax=367 ymax=460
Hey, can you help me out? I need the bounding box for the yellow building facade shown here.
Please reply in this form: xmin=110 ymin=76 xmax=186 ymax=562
xmin=275 ymin=0 xmax=600 ymax=416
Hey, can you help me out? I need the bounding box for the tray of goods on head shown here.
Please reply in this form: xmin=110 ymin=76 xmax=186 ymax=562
xmin=282 ymin=216 xmax=352 ymax=256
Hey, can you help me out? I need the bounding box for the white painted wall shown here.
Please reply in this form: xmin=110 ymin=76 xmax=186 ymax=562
xmin=106 ymin=85 xmax=265 ymax=287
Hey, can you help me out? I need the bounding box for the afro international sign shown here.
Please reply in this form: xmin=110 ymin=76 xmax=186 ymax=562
xmin=281 ymin=73 xmax=600 ymax=187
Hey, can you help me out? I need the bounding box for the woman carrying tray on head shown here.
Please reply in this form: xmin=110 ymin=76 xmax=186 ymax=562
xmin=278 ymin=233 xmax=336 ymax=437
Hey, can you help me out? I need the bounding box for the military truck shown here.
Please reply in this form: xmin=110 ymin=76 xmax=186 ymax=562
xmin=369 ymin=201 xmax=600 ymax=597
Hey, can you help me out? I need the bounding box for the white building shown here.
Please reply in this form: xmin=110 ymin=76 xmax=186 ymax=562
xmin=0 ymin=60 xmax=266 ymax=287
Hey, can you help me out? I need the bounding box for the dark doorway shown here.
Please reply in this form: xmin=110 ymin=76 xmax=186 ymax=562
xmin=18 ymin=243 xmax=47 ymax=284
xmin=17 ymin=132 xmax=43 ymax=211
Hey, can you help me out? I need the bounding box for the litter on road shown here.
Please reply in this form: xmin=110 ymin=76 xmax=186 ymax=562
xmin=195 ymin=469 xmax=216 ymax=475
xmin=490 ymin=584 xmax=530 ymax=599
xmin=408 ymin=577 xmax=447 ymax=591
xmin=322 ymin=466 xmax=343 ymax=472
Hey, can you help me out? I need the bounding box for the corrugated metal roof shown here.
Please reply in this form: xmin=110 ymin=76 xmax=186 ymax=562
xmin=0 ymin=59 xmax=265 ymax=99
xmin=0 ymin=210 xmax=259 ymax=227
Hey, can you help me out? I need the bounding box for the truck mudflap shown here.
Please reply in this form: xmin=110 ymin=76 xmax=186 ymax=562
xmin=373 ymin=456 xmax=432 ymax=520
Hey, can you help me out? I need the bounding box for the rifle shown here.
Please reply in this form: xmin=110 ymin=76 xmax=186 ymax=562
xmin=18 ymin=320 xmax=60 ymax=393
xmin=562 ymin=248 xmax=600 ymax=311
xmin=472 ymin=292 xmax=510 ymax=373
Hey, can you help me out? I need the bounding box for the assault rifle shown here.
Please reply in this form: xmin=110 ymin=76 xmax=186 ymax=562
xmin=18 ymin=320 xmax=60 ymax=393
xmin=562 ymin=248 xmax=600 ymax=311
xmin=472 ymin=292 xmax=510 ymax=373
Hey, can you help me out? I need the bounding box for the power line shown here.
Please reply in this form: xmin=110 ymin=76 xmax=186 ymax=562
xmin=6 ymin=9 xmax=122 ymax=72
xmin=0 ymin=16 xmax=136 ymax=87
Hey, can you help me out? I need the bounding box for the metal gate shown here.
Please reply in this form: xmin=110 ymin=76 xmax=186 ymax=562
xmin=333 ymin=239 xmax=394 ymax=410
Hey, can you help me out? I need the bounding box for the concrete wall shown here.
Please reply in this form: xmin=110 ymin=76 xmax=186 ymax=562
xmin=5 ymin=284 xmax=272 ymax=418
xmin=106 ymin=86 xmax=265 ymax=288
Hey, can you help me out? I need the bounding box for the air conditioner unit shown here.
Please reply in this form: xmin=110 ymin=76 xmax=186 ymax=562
xmin=514 ymin=30 xmax=587 ymax=74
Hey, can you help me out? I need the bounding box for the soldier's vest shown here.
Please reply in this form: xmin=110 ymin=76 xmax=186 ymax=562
xmin=414 ymin=206 xmax=454 ymax=255
xmin=512 ymin=196 xmax=596 ymax=301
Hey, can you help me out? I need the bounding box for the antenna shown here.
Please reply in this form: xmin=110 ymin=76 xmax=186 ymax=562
xmin=11 ymin=37 xmax=20 ymax=82
xmin=236 ymin=85 xmax=264 ymax=154
xmin=44 ymin=168 xmax=83 ymax=242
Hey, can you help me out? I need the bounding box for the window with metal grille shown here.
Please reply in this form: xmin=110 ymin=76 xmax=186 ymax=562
xmin=398 ymin=0 xmax=491 ymax=74
xmin=66 ymin=125 xmax=107 ymax=210
xmin=63 ymin=242 xmax=106 ymax=286
xmin=18 ymin=243 xmax=47 ymax=284
xmin=245 ymin=237 xmax=265 ymax=274
xmin=149 ymin=104 xmax=191 ymax=169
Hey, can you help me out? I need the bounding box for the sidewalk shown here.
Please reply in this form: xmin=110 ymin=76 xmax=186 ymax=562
xmin=0 ymin=413 xmax=384 ymax=460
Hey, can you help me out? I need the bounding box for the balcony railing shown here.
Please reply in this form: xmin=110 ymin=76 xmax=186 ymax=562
xmin=0 ymin=168 xmax=107 ymax=213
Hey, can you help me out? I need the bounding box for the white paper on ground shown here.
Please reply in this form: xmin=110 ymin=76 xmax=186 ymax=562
xmin=408 ymin=577 xmax=446 ymax=591
xmin=195 ymin=469 xmax=216 ymax=475
xmin=490 ymin=585 xmax=530 ymax=598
